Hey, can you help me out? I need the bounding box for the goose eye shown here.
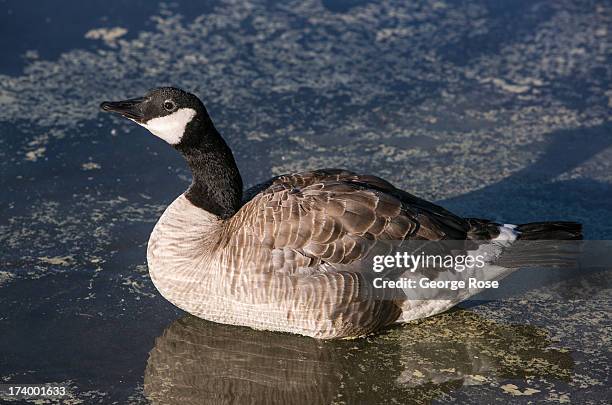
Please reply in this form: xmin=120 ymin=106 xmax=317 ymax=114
xmin=163 ymin=100 xmax=175 ymax=111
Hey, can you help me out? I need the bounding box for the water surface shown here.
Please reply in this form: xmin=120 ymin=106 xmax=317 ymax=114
xmin=1 ymin=0 xmax=610 ymax=403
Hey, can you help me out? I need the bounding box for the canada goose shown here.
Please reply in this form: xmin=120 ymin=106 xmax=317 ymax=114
xmin=100 ymin=87 xmax=582 ymax=339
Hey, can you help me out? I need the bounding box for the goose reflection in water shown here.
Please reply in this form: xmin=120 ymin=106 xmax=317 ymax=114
xmin=144 ymin=309 xmax=573 ymax=404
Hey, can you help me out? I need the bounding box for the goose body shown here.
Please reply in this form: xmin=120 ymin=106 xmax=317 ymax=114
xmin=101 ymin=87 xmax=582 ymax=339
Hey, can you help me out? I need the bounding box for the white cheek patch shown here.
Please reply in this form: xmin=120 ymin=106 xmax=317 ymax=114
xmin=140 ymin=108 xmax=197 ymax=145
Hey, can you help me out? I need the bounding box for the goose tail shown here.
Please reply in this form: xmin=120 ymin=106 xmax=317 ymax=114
xmin=493 ymin=221 xmax=582 ymax=269
xmin=515 ymin=221 xmax=582 ymax=241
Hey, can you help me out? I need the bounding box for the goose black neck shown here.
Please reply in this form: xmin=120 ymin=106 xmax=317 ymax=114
xmin=175 ymin=118 xmax=243 ymax=219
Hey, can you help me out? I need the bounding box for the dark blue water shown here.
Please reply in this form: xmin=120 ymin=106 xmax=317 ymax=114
xmin=1 ymin=0 xmax=610 ymax=403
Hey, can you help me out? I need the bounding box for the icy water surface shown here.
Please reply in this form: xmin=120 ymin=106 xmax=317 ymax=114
xmin=1 ymin=0 xmax=611 ymax=403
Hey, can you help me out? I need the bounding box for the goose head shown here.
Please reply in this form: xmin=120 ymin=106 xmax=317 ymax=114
xmin=100 ymin=87 xmax=209 ymax=146
xmin=100 ymin=87 xmax=243 ymax=218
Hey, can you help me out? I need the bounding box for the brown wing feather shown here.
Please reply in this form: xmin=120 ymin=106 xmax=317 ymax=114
xmin=227 ymin=169 xmax=469 ymax=275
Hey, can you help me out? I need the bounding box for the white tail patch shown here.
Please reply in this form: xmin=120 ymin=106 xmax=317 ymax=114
xmin=493 ymin=224 xmax=519 ymax=243
xmin=141 ymin=108 xmax=196 ymax=145
xmin=467 ymin=224 xmax=519 ymax=266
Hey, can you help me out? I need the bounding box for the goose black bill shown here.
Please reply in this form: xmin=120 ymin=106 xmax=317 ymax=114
xmin=100 ymin=97 xmax=146 ymax=122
